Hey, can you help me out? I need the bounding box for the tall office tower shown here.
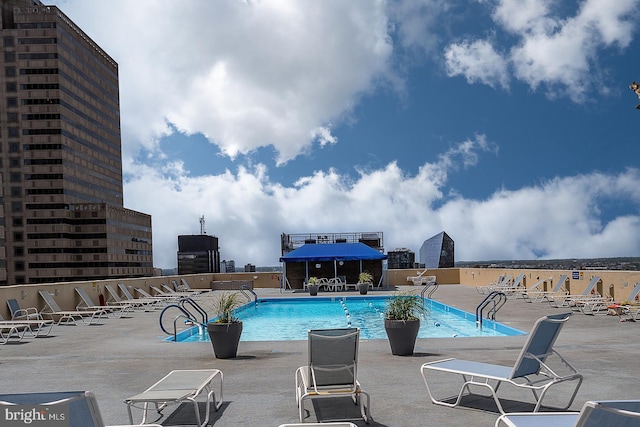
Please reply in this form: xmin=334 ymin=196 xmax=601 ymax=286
xmin=0 ymin=0 xmax=153 ymax=284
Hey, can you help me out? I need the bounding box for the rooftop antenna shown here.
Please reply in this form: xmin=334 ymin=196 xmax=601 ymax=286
xmin=199 ymin=215 xmax=206 ymax=235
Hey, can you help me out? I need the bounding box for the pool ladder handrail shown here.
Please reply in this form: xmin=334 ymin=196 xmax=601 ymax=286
xmin=240 ymin=284 xmax=257 ymax=306
xmin=421 ymin=280 xmax=438 ymax=303
xmin=159 ymin=298 xmax=209 ymax=340
xmin=476 ymin=291 xmax=507 ymax=328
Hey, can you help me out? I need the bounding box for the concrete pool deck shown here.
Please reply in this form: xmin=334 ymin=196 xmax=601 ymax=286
xmin=1 ymin=284 xmax=638 ymax=426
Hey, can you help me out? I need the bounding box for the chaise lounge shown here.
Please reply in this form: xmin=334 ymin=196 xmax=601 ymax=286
xmin=420 ymin=312 xmax=583 ymax=414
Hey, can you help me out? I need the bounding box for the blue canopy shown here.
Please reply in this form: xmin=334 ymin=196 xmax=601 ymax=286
xmin=280 ymin=243 xmax=387 ymax=262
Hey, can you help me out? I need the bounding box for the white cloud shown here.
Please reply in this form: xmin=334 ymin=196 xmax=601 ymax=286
xmin=123 ymin=138 xmax=640 ymax=268
xmin=444 ymin=40 xmax=510 ymax=89
xmin=443 ymin=0 xmax=639 ymax=101
xmin=51 ymin=0 xmax=394 ymax=165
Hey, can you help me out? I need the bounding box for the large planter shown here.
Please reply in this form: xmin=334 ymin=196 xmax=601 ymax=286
xmin=358 ymin=283 xmax=370 ymax=295
xmin=308 ymin=284 xmax=319 ymax=296
xmin=207 ymin=321 xmax=243 ymax=359
xmin=384 ymin=318 xmax=420 ymax=356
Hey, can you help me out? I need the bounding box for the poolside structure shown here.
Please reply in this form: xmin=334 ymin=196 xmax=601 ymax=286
xmin=280 ymin=242 xmax=388 ymax=290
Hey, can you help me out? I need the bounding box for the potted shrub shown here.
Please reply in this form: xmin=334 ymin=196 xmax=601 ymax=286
xmin=307 ymin=277 xmax=319 ymax=296
xmin=206 ymin=291 xmax=243 ymax=359
xmin=358 ymin=271 xmax=373 ymax=295
xmin=383 ymin=291 xmax=425 ymax=356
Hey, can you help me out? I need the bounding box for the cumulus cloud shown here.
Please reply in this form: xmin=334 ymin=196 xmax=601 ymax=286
xmin=443 ymin=0 xmax=639 ymax=101
xmin=52 ymin=0 xmax=393 ymax=165
xmin=123 ymin=137 xmax=640 ymax=268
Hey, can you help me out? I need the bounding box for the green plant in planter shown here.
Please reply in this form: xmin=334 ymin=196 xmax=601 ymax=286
xmin=308 ymin=277 xmax=319 ymax=285
xmin=207 ymin=291 xmax=243 ymax=358
xmin=212 ymin=291 xmax=242 ymax=323
xmin=384 ymin=291 xmax=426 ymax=321
xmin=358 ymin=271 xmax=373 ymax=284
xmin=384 ymin=291 xmax=426 ymax=356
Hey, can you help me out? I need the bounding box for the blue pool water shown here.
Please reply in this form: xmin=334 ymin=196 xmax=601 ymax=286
xmin=170 ymin=296 xmax=524 ymax=342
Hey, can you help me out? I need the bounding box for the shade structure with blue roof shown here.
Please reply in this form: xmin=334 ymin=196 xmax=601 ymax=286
xmin=280 ymin=243 xmax=387 ymax=263
xmin=280 ymin=243 xmax=387 ymax=290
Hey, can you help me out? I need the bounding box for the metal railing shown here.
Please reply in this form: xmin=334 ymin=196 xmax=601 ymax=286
xmin=476 ymin=291 xmax=507 ymax=328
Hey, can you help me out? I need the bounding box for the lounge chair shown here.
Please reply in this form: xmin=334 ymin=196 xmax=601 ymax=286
xmin=104 ymin=284 xmax=155 ymax=311
xmin=133 ymin=287 xmax=177 ymax=304
xmin=6 ymin=298 xmax=42 ymax=321
xmin=548 ymin=276 xmax=602 ymax=308
xmin=295 ymin=328 xmax=371 ymax=423
xmin=604 ymin=282 xmax=640 ymax=320
xmin=0 ymin=391 xmax=161 ymax=427
xmin=123 ymin=369 xmax=223 ymax=427
xmin=157 ymin=283 xmax=199 ymax=297
xmin=476 ymin=275 xmax=513 ymax=295
xmin=420 ymin=312 xmax=583 ymax=414
xmin=115 ymin=284 xmax=162 ymax=309
xmin=75 ymin=287 xmax=135 ymax=318
xmin=522 ymin=275 xmax=569 ymax=303
xmin=38 ymin=290 xmax=109 ymax=325
xmin=495 ymin=399 xmax=640 ymax=427
xmin=0 ymin=311 xmax=54 ymax=338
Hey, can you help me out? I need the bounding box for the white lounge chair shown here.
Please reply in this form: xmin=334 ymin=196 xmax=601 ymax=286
xmin=116 ymin=284 xmax=163 ymax=309
xmin=495 ymin=399 xmax=640 ymax=427
xmin=603 ymin=282 xmax=640 ymax=320
xmin=476 ymin=275 xmax=512 ymax=295
xmin=0 ymin=391 xmax=161 ymax=426
xmin=548 ymin=276 xmax=602 ymax=308
xmin=0 ymin=311 xmax=54 ymax=338
xmin=295 ymin=328 xmax=370 ymax=423
xmin=124 ymin=369 xmax=223 ymax=427
xmin=522 ymin=275 xmax=569 ymax=303
xmin=75 ymin=287 xmax=135 ymax=318
xmin=420 ymin=312 xmax=583 ymax=414
xmin=38 ymin=290 xmax=109 ymax=325
xmin=104 ymin=284 xmax=155 ymax=312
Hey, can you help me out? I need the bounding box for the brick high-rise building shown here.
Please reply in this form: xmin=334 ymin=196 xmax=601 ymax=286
xmin=0 ymin=0 xmax=153 ymax=284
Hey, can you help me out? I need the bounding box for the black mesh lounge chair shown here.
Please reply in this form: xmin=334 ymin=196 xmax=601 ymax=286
xmin=420 ymin=312 xmax=583 ymax=415
xmin=0 ymin=391 xmax=160 ymax=427
xmin=295 ymin=328 xmax=371 ymax=423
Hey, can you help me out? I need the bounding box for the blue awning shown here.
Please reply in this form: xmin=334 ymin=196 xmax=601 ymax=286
xmin=280 ymin=243 xmax=387 ymax=263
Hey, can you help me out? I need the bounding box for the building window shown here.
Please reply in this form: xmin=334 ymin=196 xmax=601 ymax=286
xmin=4 ymin=52 xmax=15 ymax=62
xmin=11 ymin=202 xmax=22 ymax=213
xmin=5 ymin=67 xmax=16 ymax=77
xmin=12 ymin=217 xmax=23 ymax=227
xmin=8 ymin=128 xmax=19 ymax=138
xmin=10 ymin=187 xmax=21 ymax=197
xmin=5 ymin=82 xmax=16 ymax=92
xmin=9 ymin=172 xmax=21 ymax=183
xmin=4 ymin=36 xmax=14 ymax=47
xmin=15 ymin=261 xmax=25 ymax=272
xmin=13 ymin=232 xmax=23 ymax=242
xmin=6 ymin=97 xmax=17 ymax=108
xmin=7 ymin=112 xmax=18 ymax=123
xmin=9 ymin=143 xmax=19 ymax=153
xmin=9 ymin=158 xmax=20 ymax=168
xmin=14 ymin=247 xmax=24 ymax=256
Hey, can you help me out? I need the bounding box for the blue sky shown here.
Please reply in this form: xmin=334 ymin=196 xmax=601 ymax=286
xmin=50 ymin=0 xmax=640 ymax=269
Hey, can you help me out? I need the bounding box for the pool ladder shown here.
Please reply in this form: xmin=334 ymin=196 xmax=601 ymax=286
xmin=476 ymin=291 xmax=507 ymax=329
xmin=159 ymin=297 xmax=209 ymax=341
xmin=421 ymin=280 xmax=438 ymax=303
xmin=240 ymin=284 xmax=257 ymax=306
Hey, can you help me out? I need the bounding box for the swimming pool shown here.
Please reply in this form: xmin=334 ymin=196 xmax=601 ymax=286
xmin=170 ymin=296 xmax=524 ymax=342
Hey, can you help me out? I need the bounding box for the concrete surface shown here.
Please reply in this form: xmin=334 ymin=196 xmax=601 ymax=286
xmin=1 ymin=285 xmax=637 ymax=426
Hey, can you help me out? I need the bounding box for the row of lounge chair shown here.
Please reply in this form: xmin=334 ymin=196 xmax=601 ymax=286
xmin=0 ymin=280 xmax=203 ymax=344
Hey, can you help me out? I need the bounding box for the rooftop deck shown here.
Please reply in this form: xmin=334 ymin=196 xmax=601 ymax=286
xmin=1 ymin=285 xmax=637 ymax=426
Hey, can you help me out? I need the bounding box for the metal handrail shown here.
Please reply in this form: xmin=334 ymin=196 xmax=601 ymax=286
xmin=179 ymin=297 xmax=208 ymax=325
xmin=476 ymin=291 xmax=507 ymax=328
xmin=421 ymin=280 xmax=438 ymax=302
xmin=240 ymin=285 xmax=257 ymax=305
xmin=159 ymin=304 xmax=202 ymax=336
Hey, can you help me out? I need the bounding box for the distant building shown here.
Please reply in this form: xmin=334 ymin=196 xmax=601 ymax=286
xmin=177 ymin=235 xmax=220 ymax=274
xmin=387 ymin=248 xmax=415 ymax=269
xmin=221 ymin=259 xmax=235 ymax=273
xmin=244 ymin=263 xmax=256 ymax=272
xmin=419 ymin=232 xmax=454 ymax=268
